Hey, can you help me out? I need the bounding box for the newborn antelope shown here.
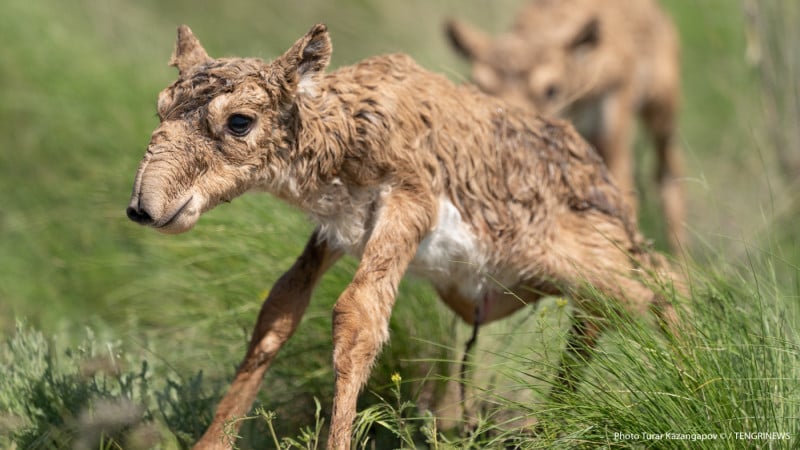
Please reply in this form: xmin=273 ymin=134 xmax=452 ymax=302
xmin=126 ymin=23 xmax=679 ymax=449
xmin=447 ymin=0 xmax=686 ymax=251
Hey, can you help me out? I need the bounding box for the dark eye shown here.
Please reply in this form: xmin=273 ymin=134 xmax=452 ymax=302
xmin=545 ymin=85 xmax=560 ymax=100
xmin=226 ymin=114 xmax=254 ymax=136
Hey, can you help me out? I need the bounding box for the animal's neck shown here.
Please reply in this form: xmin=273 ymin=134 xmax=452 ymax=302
xmin=265 ymin=81 xmax=358 ymax=210
xmin=294 ymin=84 xmax=353 ymax=164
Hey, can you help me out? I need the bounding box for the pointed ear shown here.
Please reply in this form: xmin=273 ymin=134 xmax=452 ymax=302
xmin=568 ymin=18 xmax=600 ymax=52
xmin=445 ymin=18 xmax=490 ymax=60
xmin=280 ymin=23 xmax=332 ymax=88
xmin=169 ymin=25 xmax=211 ymax=75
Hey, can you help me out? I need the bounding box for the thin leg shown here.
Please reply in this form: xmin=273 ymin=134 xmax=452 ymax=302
xmin=644 ymin=97 xmax=686 ymax=252
xmin=327 ymin=188 xmax=435 ymax=450
xmin=596 ymin=92 xmax=637 ymax=213
xmin=458 ymin=312 xmax=480 ymax=433
xmin=194 ymin=230 xmax=341 ymax=450
xmin=655 ymin=130 xmax=686 ymax=252
xmin=459 ymin=316 xmax=480 ymax=406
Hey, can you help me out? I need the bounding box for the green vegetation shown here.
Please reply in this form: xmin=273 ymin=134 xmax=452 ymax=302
xmin=1 ymin=0 xmax=797 ymax=448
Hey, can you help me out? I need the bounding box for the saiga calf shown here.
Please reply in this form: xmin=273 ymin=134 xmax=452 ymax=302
xmin=126 ymin=24 xmax=680 ymax=449
xmin=447 ymin=0 xmax=686 ymax=251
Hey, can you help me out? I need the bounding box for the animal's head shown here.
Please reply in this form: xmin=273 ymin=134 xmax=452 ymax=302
xmin=126 ymin=24 xmax=331 ymax=234
xmin=445 ymin=12 xmax=600 ymax=116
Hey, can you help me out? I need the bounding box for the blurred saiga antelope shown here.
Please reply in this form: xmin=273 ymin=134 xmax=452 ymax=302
xmin=126 ymin=23 xmax=681 ymax=449
xmin=447 ymin=0 xmax=686 ymax=251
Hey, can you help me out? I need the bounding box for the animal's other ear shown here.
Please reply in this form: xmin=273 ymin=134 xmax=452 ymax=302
xmin=445 ymin=19 xmax=490 ymax=60
xmin=568 ymin=17 xmax=600 ymax=52
xmin=279 ymin=23 xmax=332 ymax=88
xmin=169 ymin=25 xmax=212 ymax=75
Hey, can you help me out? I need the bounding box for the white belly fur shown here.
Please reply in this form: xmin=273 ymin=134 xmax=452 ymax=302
xmin=409 ymin=197 xmax=489 ymax=301
xmin=313 ymin=192 xmax=486 ymax=288
xmin=317 ymin=194 xmax=525 ymax=323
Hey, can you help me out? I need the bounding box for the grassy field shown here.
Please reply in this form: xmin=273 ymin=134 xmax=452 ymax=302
xmin=1 ymin=0 xmax=798 ymax=448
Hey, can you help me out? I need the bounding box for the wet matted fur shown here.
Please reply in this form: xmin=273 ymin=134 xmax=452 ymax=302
xmin=127 ymin=23 xmax=681 ymax=450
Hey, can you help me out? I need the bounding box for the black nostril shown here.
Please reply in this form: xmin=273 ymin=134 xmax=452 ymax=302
xmin=126 ymin=206 xmax=154 ymax=225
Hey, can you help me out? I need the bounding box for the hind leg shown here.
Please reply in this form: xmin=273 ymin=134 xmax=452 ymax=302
xmin=551 ymin=318 xmax=603 ymax=399
xmin=542 ymin=210 xmax=671 ymax=395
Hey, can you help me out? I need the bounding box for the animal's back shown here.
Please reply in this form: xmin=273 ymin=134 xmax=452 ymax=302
xmin=322 ymin=53 xmax=639 ymax=271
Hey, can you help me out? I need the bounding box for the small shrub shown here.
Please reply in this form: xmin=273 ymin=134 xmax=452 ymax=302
xmin=0 ymin=323 xmax=220 ymax=449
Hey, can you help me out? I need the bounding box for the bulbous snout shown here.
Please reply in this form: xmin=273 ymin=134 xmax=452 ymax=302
xmin=125 ymin=123 xmax=212 ymax=234
xmin=125 ymin=150 xmax=203 ymax=235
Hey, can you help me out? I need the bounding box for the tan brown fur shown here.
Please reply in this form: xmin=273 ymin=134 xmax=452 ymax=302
xmin=447 ymin=0 xmax=686 ymax=251
xmin=127 ymin=24 xmax=681 ymax=449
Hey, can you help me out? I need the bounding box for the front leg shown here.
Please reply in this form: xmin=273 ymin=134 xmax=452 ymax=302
xmin=596 ymin=91 xmax=637 ymax=212
xmin=195 ymin=229 xmax=342 ymax=450
xmin=327 ymin=188 xmax=435 ymax=450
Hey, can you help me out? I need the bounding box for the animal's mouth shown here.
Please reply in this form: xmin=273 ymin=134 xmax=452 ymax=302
xmin=154 ymin=195 xmax=194 ymax=229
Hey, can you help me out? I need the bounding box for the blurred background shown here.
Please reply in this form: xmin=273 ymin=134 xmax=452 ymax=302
xmin=1 ymin=0 xmax=798 ymax=448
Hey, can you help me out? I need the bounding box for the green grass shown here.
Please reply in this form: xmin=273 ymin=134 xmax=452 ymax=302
xmin=356 ymin=262 xmax=800 ymax=450
xmin=3 ymin=257 xmax=797 ymax=449
xmin=1 ymin=0 xmax=798 ymax=448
